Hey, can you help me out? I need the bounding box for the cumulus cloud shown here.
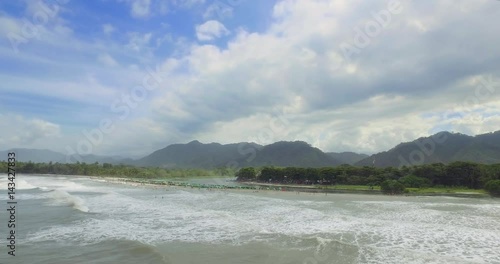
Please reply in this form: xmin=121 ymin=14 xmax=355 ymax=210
xmin=130 ymin=0 xmax=151 ymax=18
xmin=203 ymin=1 xmax=234 ymax=20
xmin=97 ymin=53 xmax=118 ymax=66
xmin=195 ymin=20 xmax=230 ymax=41
xmin=149 ymin=0 xmax=500 ymax=154
xmin=126 ymin=32 xmax=153 ymax=51
xmin=173 ymin=0 xmax=206 ymax=9
xmin=2 ymin=0 xmax=500 ymax=157
xmin=0 ymin=115 xmax=61 ymax=147
xmin=102 ymin=24 xmax=115 ymax=35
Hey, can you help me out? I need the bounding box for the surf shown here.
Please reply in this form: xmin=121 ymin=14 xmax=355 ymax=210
xmin=46 ymin=189 xmax=89 ymax=213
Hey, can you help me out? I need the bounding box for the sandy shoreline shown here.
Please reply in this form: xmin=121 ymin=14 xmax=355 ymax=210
xmin=88 ymin=176 xmax=492 ymax=198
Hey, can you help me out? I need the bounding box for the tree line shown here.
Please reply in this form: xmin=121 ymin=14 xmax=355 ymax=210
xmin=0 ymin=161 xmax=235 ymax=179
xmin=2 ymin=160 xmax=499 ymax=196
xmin=236 ymin=162 xmax=500 ymax=196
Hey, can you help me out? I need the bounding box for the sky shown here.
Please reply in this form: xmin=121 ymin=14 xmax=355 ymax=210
xmin=0 ymin=0 xmax=499 ymax=158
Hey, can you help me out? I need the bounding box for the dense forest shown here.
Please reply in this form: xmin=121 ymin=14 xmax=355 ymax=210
xmin=0 ymin=161 xmax=235 ymax=178
xmin=236 ymin=162 xmax=500 ymax=195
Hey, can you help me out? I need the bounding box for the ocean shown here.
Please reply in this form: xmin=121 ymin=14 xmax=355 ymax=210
xmin=1 ymin=175 xmax=499 ymax=264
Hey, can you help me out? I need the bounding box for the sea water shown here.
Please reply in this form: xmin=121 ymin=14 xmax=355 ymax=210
xmin=0 ymin=175 xmax=499 ymax=264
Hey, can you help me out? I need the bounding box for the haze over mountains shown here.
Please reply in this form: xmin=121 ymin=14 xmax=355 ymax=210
xmin=0 ymin=149 xmax=131 ymax=165
xmin=2 ymin=130 xmax=500 ymax=168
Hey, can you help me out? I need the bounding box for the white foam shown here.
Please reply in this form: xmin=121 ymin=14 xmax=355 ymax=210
xmin=17 ymin=193 xmax=46 ymax=200
xmin=33 ymin=178 xmax=91 ymax=192
xmin=0 ymin=178 xmax=38 ymax=190
xmin=46 ymin=190 xmax=89 ymax=212
xmin=24 ymin=179 xmax=500 ymax=263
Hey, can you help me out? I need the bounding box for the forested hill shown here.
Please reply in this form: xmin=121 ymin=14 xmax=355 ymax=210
xmin=136 ymin=140 xmax=262 ymax=168
xmin=356 ymin=131 xmax=500 ymax=167
xmin=326 ymin=152 xmax=369 ymax=165
xmin=138 ymin=140 xmax=342 ymax=168
xmin=4 ymin=130 xmax=500 ymax=169
xmin=236 ymin=141 xmax=342 ymax=168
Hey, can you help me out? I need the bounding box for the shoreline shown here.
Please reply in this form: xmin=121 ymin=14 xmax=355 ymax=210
xmin=241 ymin=182 xmax=491 ymax=198
xmin=10 ymin=174 xmax=494 ymax=199
xmin=89 ymin=176 xmax=492 ymax=199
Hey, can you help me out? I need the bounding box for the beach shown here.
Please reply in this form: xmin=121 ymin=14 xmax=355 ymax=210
xmin=1 ymin=174 xmax=499 ymax=264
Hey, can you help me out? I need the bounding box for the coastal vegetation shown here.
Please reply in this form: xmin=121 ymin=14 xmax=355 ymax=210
xmin=484 ymin=180 xmax=500 ymax=197
xmin=0 ymin=161 xmax=234 ymax=178
xmin=2 ymin=160 xmax=499 ymax=197
xmin=380 ymin=180 xmax=406 ymax=195
xmin=235 ymin=162 xmax=500 ymax=195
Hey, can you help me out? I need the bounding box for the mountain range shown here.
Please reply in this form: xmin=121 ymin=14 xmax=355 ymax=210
xmin=136 ymin=140 xmax=342 ymax=168
xmin=2 ymin=130 xmax=500 ymax=168
xmin=355 ymin=131 xmax=500 ymax=167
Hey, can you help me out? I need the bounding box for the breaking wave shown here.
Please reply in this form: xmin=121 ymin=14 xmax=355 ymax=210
xmin=46 ymin=190 xmax=89 ymax=213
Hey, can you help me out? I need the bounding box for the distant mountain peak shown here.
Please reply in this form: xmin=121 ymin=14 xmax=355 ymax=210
xmin=356 ymin=130 xmax=500 ymax=167
xmin=271 ymin=140 xmax=310 ymax=146
xmin=138 ymin=140 xmax=341 ymax=168
xmin=5 ymin=130 xmax=500 ymax=168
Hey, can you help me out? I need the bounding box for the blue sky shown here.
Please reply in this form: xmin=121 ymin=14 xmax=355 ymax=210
xmin=0 ymin=0 xmax=276 ymax=126
xmin=0 ymin=0 xmax=499 ymax=157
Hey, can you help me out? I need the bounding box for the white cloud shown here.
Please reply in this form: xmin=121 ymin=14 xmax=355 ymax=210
xmin=97 ymin=53 xmax=118 ymax=67
xmin=147 ymin=0 xmax=500 ymax=154
xmin=130 ymin=0 xmax=151 ymax=18
xmin=195 ymin=20 xmax=230 ymax=41
xmin=203 ymin=2 xmax=233 ymax=20
xmin=102 ymin=23 xmax=115 ymax=35
xmin=127 ymin=32 xmax=153 ymax=51
xmin=173 ymin=0 xmax=206 ymax=8
xmin=0 ymin=115 xmax=61 ymax=147
xmin=153 ymin=0 xmax=168 ymax=14
xmin=124 ymin=32 xmax=156 ymax=61
xmin=3 ymin=0 xmax=500 ymax=157
xmin=0 ymin=15 xmax=22 ymax=36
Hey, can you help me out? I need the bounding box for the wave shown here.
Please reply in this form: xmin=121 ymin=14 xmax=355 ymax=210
xmin=17 ymin=179 xmax=39 ymax=189
xmin=39 ymin=179 xmax=91 ymax=191
xmin=25 ymin=181 xmax=500 ymax=263
xmin=46 ymin=190 xmax=89 ymax=212
xmin=0 ymin=178 xmax=38 ymax=190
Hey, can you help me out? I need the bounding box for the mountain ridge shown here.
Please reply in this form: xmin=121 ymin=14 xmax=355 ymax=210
xmin=3 ymin=130 xmax=500 ymax=168
xmin=355 ymin=131 xmax=500 ymax=167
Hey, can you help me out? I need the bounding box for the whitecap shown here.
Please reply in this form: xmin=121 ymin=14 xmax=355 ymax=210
xmin=46 ymin=190 xmax=89 ymax=212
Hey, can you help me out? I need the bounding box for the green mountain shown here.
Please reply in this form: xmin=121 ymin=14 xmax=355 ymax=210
xmin=238 ymin=141 xmax=342 ymax=168
xmin=326 ymin=152 xmax=369 ymax=165
xmin=355 ymin=131 xmax=500 ymax=167
xmin=137 ymin=140 xmax=342 ymax=168
xmin=5 ymin=130 xmax=500 ymax=169
xmin=136 ymin=140 xmax=262 ymax=168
